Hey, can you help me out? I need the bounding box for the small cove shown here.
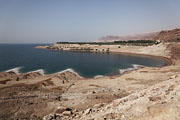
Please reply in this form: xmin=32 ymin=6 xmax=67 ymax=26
xmin=0 ymin=44 xmax=167 ymax=78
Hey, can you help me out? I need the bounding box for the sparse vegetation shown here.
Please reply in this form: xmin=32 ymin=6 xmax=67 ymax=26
xmin=57 ymin=40 xmax=159 ymax=46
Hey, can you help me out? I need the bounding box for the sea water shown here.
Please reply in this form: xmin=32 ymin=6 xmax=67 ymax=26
xmin=0 ymin=44 xmax=166 ymax=78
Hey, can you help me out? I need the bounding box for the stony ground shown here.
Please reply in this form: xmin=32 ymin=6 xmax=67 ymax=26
xmin=0 ymin=42 xmax=180 ymax=120
xmin=70 ymin=73 xmax=180 ymax=120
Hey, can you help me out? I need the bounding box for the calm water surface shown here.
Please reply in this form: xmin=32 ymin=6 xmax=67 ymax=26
xmin=0 ymin=44 xmax=166 ymax=77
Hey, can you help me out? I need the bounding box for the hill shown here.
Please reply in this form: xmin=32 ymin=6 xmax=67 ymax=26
xmin=95 ymin=28 xmax=180 ymax=42
xmin=95 ymin=32 xmax=158 ymax=42
xmin=155 ymin=28 xmax=180 ymax=42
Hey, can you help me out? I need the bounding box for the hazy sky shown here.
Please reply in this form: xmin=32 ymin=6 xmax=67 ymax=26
xmin=0 ymin=0 xmax=180 ymax=43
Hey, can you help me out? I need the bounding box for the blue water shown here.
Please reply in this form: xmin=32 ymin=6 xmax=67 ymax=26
xmin=0 ymin=44 xmax=166 ymax=77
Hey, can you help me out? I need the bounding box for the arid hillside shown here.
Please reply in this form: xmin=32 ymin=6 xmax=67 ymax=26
xmin=155 ymin=28 xmax=180 ymax=42
xmin=95 ymin=32 xmax=158 ymax=42
xmin=168 ymin=43 xmax=180 ymax=60
xmin=96 ymin=28 xmax=180 ymax=42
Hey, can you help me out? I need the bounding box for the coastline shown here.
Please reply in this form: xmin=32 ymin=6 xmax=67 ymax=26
xmin=110 ymin=51 xmax=173 ymax=67
xmin=3 ymin=49 xmax=172 ymax=79
xmin=1 ymin=42 xmax=180 ymax=120
xmin=35 ymin=43 xmax=173 ymax=78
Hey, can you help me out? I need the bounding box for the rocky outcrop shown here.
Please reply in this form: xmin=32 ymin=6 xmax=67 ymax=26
xmin=51 ymin=74 xmax=180 ymax=120
xmin=0 ymin=71 xmax=17 ymax=78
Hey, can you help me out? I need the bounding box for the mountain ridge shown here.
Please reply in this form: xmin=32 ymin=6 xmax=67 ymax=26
xmin=95 ymin=28 xmax=180 ymax=42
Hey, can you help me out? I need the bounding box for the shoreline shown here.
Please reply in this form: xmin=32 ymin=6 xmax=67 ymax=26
xmin=35 ymin=43 xmax=173 ymax=78
xmin=3 ymin=51 xmax=171 ymax=79
xmin=1 ymin=42 xmax=180 ymax=120
xmin=108 ymin=51 xmax=173 ymax=67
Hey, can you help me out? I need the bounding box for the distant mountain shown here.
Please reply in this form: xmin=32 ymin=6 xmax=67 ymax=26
xmin=95 ymin=28 xmax=180 ymax=42
xmin=95 ymin=32 xmax=159 ymax=42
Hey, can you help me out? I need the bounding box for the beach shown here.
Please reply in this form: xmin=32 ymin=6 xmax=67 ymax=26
xmin=36 ymin=42 xmax=172 ymax=65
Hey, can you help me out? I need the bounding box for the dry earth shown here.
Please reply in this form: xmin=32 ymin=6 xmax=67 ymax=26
xmin=1 ymin=42 xmax=180 ymax=120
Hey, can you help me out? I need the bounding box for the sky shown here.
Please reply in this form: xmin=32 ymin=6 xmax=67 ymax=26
xmin=0 ymin=0 xmax=180 ymax=43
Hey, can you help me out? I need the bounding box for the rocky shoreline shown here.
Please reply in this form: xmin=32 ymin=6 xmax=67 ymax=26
xmin=0 ymin=41 xmax=180 ymax=120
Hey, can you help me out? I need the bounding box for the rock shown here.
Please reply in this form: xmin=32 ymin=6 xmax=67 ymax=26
xmin=169 ymin=75 xmax=178 ymax=79
xmin=166 ymin=85 xmax=176 ymax=95
xmin=148 ymin=96 xmax=161 ymax=101
xmin=16 ymin=77 xmax=19 ymax=81
xmin=55 ymin=96 xmax=61 ymax=101
xmin=147 ymin=104 xmax=172 ymax=118
xmin=92 ymin=91 xmax=96 ymax=94
xmin=65 ymin=108 xmax=72 ymax=111
xmin=43 ymin=114 xmax=61 ymax=120
xmin=99 ymin=117 xmax=107 ymax=120
xmin=128 ymin=95 xmax=138 ymax=101
xmin=8 ymin=71 xmax=16 ymax=75
xmin=84 ymin=108 xmax=92 ymax=115
xmin=93 ymin=103 xmax=105 ymax=109
xmin=55 ymin=107 xmax=66 ymax=114
xmin=73 ymin=109 xmax=78 ymax=113
xmin=62 ymin=111 xmax=72 ymax=116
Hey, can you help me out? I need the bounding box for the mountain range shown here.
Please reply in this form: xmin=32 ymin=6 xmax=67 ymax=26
xmin=95 ymin=28 xmax=180 ymax=42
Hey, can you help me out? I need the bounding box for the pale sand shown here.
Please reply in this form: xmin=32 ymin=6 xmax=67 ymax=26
xmin=36 ymin=42 xmax=170 ymax=58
